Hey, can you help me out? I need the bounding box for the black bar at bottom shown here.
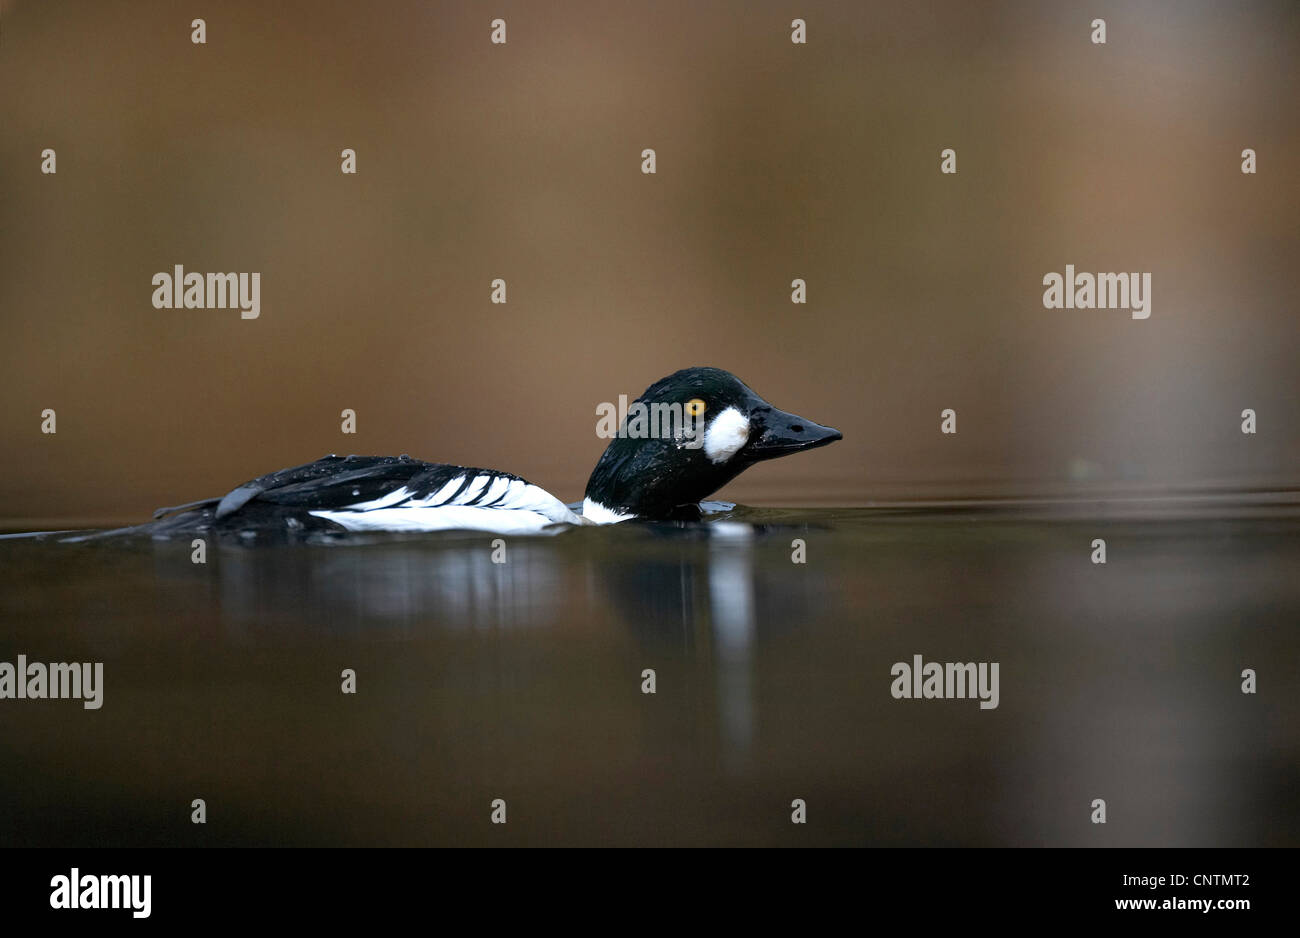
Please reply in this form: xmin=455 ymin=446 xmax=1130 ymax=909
xmin=0 ymin=847 xmax=1280 ymax=925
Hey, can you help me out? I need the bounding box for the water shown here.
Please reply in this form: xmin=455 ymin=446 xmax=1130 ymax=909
xmin=1 ymin=497 xmax=1297 ymax=846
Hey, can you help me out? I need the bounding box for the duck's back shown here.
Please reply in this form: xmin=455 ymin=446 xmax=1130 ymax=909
xmin=153 ymin=455 xmax=582 ymax=539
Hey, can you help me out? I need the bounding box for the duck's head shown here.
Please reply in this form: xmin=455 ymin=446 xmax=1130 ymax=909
xmin=582 ymin=367 xmax=842 ymax=523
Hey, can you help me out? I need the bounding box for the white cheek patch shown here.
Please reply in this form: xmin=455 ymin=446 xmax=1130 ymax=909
xmin=703 ymin=406 xmax=750 ymax=464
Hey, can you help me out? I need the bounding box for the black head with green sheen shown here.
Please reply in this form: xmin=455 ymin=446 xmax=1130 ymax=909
xmin=582 ymin=367 xmax=842 ymax=522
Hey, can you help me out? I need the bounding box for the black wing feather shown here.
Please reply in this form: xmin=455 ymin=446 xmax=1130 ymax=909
xmin=213 ymin=455 xmax=525 ymax=518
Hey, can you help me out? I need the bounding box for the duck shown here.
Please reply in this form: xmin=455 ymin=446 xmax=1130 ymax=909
xmin=140 ymin=366 xmax=842 ymax=539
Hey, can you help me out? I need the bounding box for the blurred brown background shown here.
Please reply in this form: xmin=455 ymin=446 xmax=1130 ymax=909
xmin=2 ymin=0 xmax=1297 ymax=527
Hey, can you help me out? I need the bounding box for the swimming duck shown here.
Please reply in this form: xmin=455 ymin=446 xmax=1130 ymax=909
xmin=146 ymin=367 xmax=842 ymax=538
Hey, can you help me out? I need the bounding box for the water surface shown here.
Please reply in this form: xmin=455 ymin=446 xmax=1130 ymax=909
xmin=1 ymin=497 xmax=1296 ymax=846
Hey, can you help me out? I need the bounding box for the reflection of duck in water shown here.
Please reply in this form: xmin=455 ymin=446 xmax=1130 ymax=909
xmin=584 ymin=520 xmax=838 ymax=768
xmin=136 ymin=367 xmax=841 ymax=541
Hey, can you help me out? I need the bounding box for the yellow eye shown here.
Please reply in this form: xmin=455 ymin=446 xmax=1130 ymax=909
xmin=686 ymin=399 xmax=706 ymax=417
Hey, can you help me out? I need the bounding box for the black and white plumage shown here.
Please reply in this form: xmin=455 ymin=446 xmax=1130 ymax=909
xmin=86 ymin=367 xmax=841 ymax=541
xmin=151 ymin=455 xmax=581 ymax=537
